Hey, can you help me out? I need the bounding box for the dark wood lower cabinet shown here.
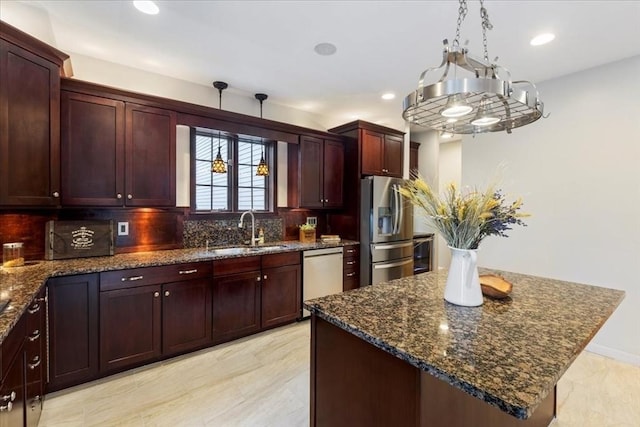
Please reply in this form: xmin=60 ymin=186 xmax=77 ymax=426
xmin=212 ymin=270 xmax=261 ymax=343
xmin=100 ymin=285 xmax=162 ymax=372
xmin=261 ymin=264 xmax=301 ymax=329
xmin=47 ymin=274 xmax=99 ymax=392
xmin=25 ymin=288 xmax=45 ymax=427
xmin=0 ymin=349 xmax=24 ymax=427
xmin=162 ymin=278 xmax=213 ymax=356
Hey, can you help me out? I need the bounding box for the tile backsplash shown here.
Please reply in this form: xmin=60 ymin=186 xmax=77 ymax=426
xmin=183 ymin=218 xmax=284 ymax=248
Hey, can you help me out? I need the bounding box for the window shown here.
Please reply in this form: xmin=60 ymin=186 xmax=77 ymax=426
xmin=192 ymin=128 xmax=274 ymax=213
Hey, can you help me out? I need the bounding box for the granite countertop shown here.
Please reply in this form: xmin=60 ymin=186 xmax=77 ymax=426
xmin=0 ymin=240 xmax=358 ymax=343
xmin=304 ymin=269 xmax=625 ymax=420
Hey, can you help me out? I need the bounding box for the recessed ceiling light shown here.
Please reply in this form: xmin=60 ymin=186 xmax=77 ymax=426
xmin=314 ymin=42 xmax=337 ymax=56
xmin=530 ymin=33 xmax=555 ymax=46
xmin=381 ymin=93 xmax=395 ymax=100
xmin=133 ymin=0 xmax=159 ymax=15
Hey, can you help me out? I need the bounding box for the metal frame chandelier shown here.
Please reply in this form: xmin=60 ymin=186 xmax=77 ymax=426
xmin=402 ymin=0 xmax=545 ymax=134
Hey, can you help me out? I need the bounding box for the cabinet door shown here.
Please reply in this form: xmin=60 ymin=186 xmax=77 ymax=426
xmin=213 ymin=271 xmax=261 ymax=343
xmin=323 ymin=140 xmax=344 ymax=208
xmin=0 ymin=351 xmax=24 ymax=427
xmin=0 ymin=40 xmax=60 ymax=206
xmin=299 ymin=135 xmax=324 ymax=208
xmin=125 ymin=103 xmax=176 ymax=207
xmin=61 ymin=91 xmax=125 ymax=206
xmin=25 ymin=289 xmax=45 ymax=427
xmin=47 ymin=274 xmax=99 ymax=392
xmin=261 ymin=264 xmax=301 ymax=329
xmin=384 ymin=134 xmax=404 ymax=177
xmin=361 ymin=129 xmax=384 ymax=175
xmin=100 ymin=285 xmax=162 ymax=372
xmin=162 ymin=278 xmax=213 ymax=356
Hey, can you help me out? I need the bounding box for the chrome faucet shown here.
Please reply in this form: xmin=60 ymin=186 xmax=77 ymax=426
xmin=239 ymin=210 xmax=257 ymax=246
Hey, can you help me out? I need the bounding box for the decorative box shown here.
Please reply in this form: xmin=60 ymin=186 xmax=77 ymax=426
xmin=45 ymin=220 xmax=114 ymax=260
xmin=299 ymin=228 xmax=316 ymax=243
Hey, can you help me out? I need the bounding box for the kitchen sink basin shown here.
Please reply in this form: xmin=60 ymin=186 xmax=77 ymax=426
xmin=211 ymin=245 xmax=289 ymax=256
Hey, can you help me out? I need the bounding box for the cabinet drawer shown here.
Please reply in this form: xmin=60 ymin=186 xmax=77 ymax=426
xmin=343 ymin=245 xmax=360 ymax=258
xmin=343 ymin=275 xmax=359 ymax=291
xmin=1 ymin=314 xmax=25 ymax=379
xmin=213 ymin=256 xmax=261 ymax=276
xmin=100 ymin=261 xmax=212 ymax=291
xmin=262 ymin=251 xmax=300 ymax=269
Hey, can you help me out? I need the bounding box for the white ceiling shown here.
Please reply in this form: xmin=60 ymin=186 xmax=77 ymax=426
xmin=9 ymin=0 xmax=640 ymax=130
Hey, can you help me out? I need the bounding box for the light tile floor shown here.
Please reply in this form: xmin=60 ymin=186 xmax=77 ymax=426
xmin=39 ymin=321 xmax=639 ymax=427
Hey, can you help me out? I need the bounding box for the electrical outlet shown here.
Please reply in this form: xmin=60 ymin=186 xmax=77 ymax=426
xmin=306 ymin=217 xmax=317 ymax=227
xmin=117 ymin=222 xmax=129 ymax=236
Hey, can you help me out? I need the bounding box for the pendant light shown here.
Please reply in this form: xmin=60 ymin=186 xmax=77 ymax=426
xmin=402 ymin=0 xmax=545 ymax=135
xmin=211 ymin=81 xmax=228 ymax=173
xmin=254 ymin=93 xmax=269 ymax=177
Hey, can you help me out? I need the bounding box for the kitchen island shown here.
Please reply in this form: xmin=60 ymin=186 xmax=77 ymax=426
xmin=304 ymin=269 xmax=624 ymax=427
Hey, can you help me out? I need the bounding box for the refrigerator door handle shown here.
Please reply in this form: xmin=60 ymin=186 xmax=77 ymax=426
xmin=372 ymin=242 xmax=414 ymax=250
xmin=392 ymin=184 xmax=400 ymax=235
xmin=373 ymin=259 xmax=413 ymax=269
xmin=397 ymin=185 xmax=403 ymax=235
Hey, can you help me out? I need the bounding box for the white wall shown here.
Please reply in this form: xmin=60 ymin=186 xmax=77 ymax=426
xmin=437 ymin=140 xmax=462 ymax=269
xmin=462 ymin=56 xmax=640 ymax=364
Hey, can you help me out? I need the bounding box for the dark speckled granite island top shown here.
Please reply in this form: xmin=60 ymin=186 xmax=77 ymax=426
xmin=304 ymin=269 xmax=624 ymax=420
xmin=0 ymin=241 xmax=357 ymax=343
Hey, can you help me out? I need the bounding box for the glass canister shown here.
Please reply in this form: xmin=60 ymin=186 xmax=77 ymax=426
xmin=3 ymin=242 xmax=25 ymax=268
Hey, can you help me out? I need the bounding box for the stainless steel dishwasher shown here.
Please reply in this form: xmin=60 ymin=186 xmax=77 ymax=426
xmin=302 ymin=247 xmax=343 ymax=318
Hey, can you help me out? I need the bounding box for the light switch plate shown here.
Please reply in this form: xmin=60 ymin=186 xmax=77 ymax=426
xmin=306 ymin=217 xmax=317 ymax=227
xmin=117 ymin=221 xmax=129 ymax=236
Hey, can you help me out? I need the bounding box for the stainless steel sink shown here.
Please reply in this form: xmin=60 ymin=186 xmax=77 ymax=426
xmin=211 ymin=245 xmax=289 ymax=256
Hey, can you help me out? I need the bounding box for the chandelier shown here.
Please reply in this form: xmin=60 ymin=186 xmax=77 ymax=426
xmin=211 ymin=81 xmax=228 ymax=173
xmin=402 ymin=0 xmax=544 ymax=134
xmin=255 ymin=93 xmax=270 ymax=177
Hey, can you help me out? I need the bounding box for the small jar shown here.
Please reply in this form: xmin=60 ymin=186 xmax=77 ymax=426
xmin=3 ymin=242 xmax=24 ymax=268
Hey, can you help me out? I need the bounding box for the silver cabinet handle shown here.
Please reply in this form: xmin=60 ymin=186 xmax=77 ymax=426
xmin=121 ymin=275 xmax=144 ymax=282
xmin=373 ymin=259 xmax=413 ymax=269
xmin=346 ymin=249 xmax=356 ymax=253
xmin=28 ymin=356 xmax=41 ymax=370
xmin=53 ymin=191 xmax=60 ymax=198
xmin=1 ymin=392 xmax=16 ymax=403
xmin=28 ymin=329 xmax=40 ymax=342
xmin=28 ymin=303 xmax=40 ymax=314
xmin=263 ymin=274 xmax=268 ymax=280
xmin=179 ymin=269 xmax=198 ymax=275
xmin=256 ymin=276 xmax=261 ymax=282
xmin=164 ymin=291 xmax=170 ymax=297
xmin=117 ymin=193 xmax=122 ymax=199
xmin=127 ymin=194 xmax=133 ymax=199
xmin=346 ymin=272 xmax=357 ymax=277
xmin=346 ymin=261 xmax=356 ymax=265
xmin=0 ymin=402 xmax=12 ymax=412
xmin=373 ymin=242 xmax=414 ymax=250
xmin=154 ymin=292 xmax=160 ymax=297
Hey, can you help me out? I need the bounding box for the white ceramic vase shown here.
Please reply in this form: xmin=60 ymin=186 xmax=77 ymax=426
xmin=444 ymin=246 xmax=483 ymax=307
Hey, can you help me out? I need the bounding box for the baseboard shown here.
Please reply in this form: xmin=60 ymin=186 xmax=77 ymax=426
xmin=585 ymin=343 xmax=640 ymax=366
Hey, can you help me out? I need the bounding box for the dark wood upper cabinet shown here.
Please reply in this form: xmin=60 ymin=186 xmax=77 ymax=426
xmin=288 ymin=135 xmax=344 ymax=209
xmin=329 ymin=120 xmax=405 ymax=178
xmin=60 ymin=91 xmax=176 ymax=207
xmin=0 ymin=32 xmax=65 ymax=207
xmin=125 ymin=103 xmax=176 ymax=207
xmin=61 ymin=92 xmax=125 ymax=206
xmin=409 ymin=141 xmax=420 ymax=174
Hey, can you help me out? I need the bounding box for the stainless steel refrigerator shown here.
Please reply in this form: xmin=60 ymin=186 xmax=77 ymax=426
xmin=360 ymin=176 xmax=414 ymax=287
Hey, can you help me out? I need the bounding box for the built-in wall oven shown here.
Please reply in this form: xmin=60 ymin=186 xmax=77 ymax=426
xmin=413 ymin=233 xmax=434 ymax=275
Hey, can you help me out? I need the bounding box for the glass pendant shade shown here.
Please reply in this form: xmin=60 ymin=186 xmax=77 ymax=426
xmin=440 ymin=93 xmax=473 ymax=118
xmin=471 ymin=97 xmax=500 ymax=126
xmin=211 ymin=144 xmax=226 ymax=173
xmin=256 ymin=150 xmax=269 ymax=176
